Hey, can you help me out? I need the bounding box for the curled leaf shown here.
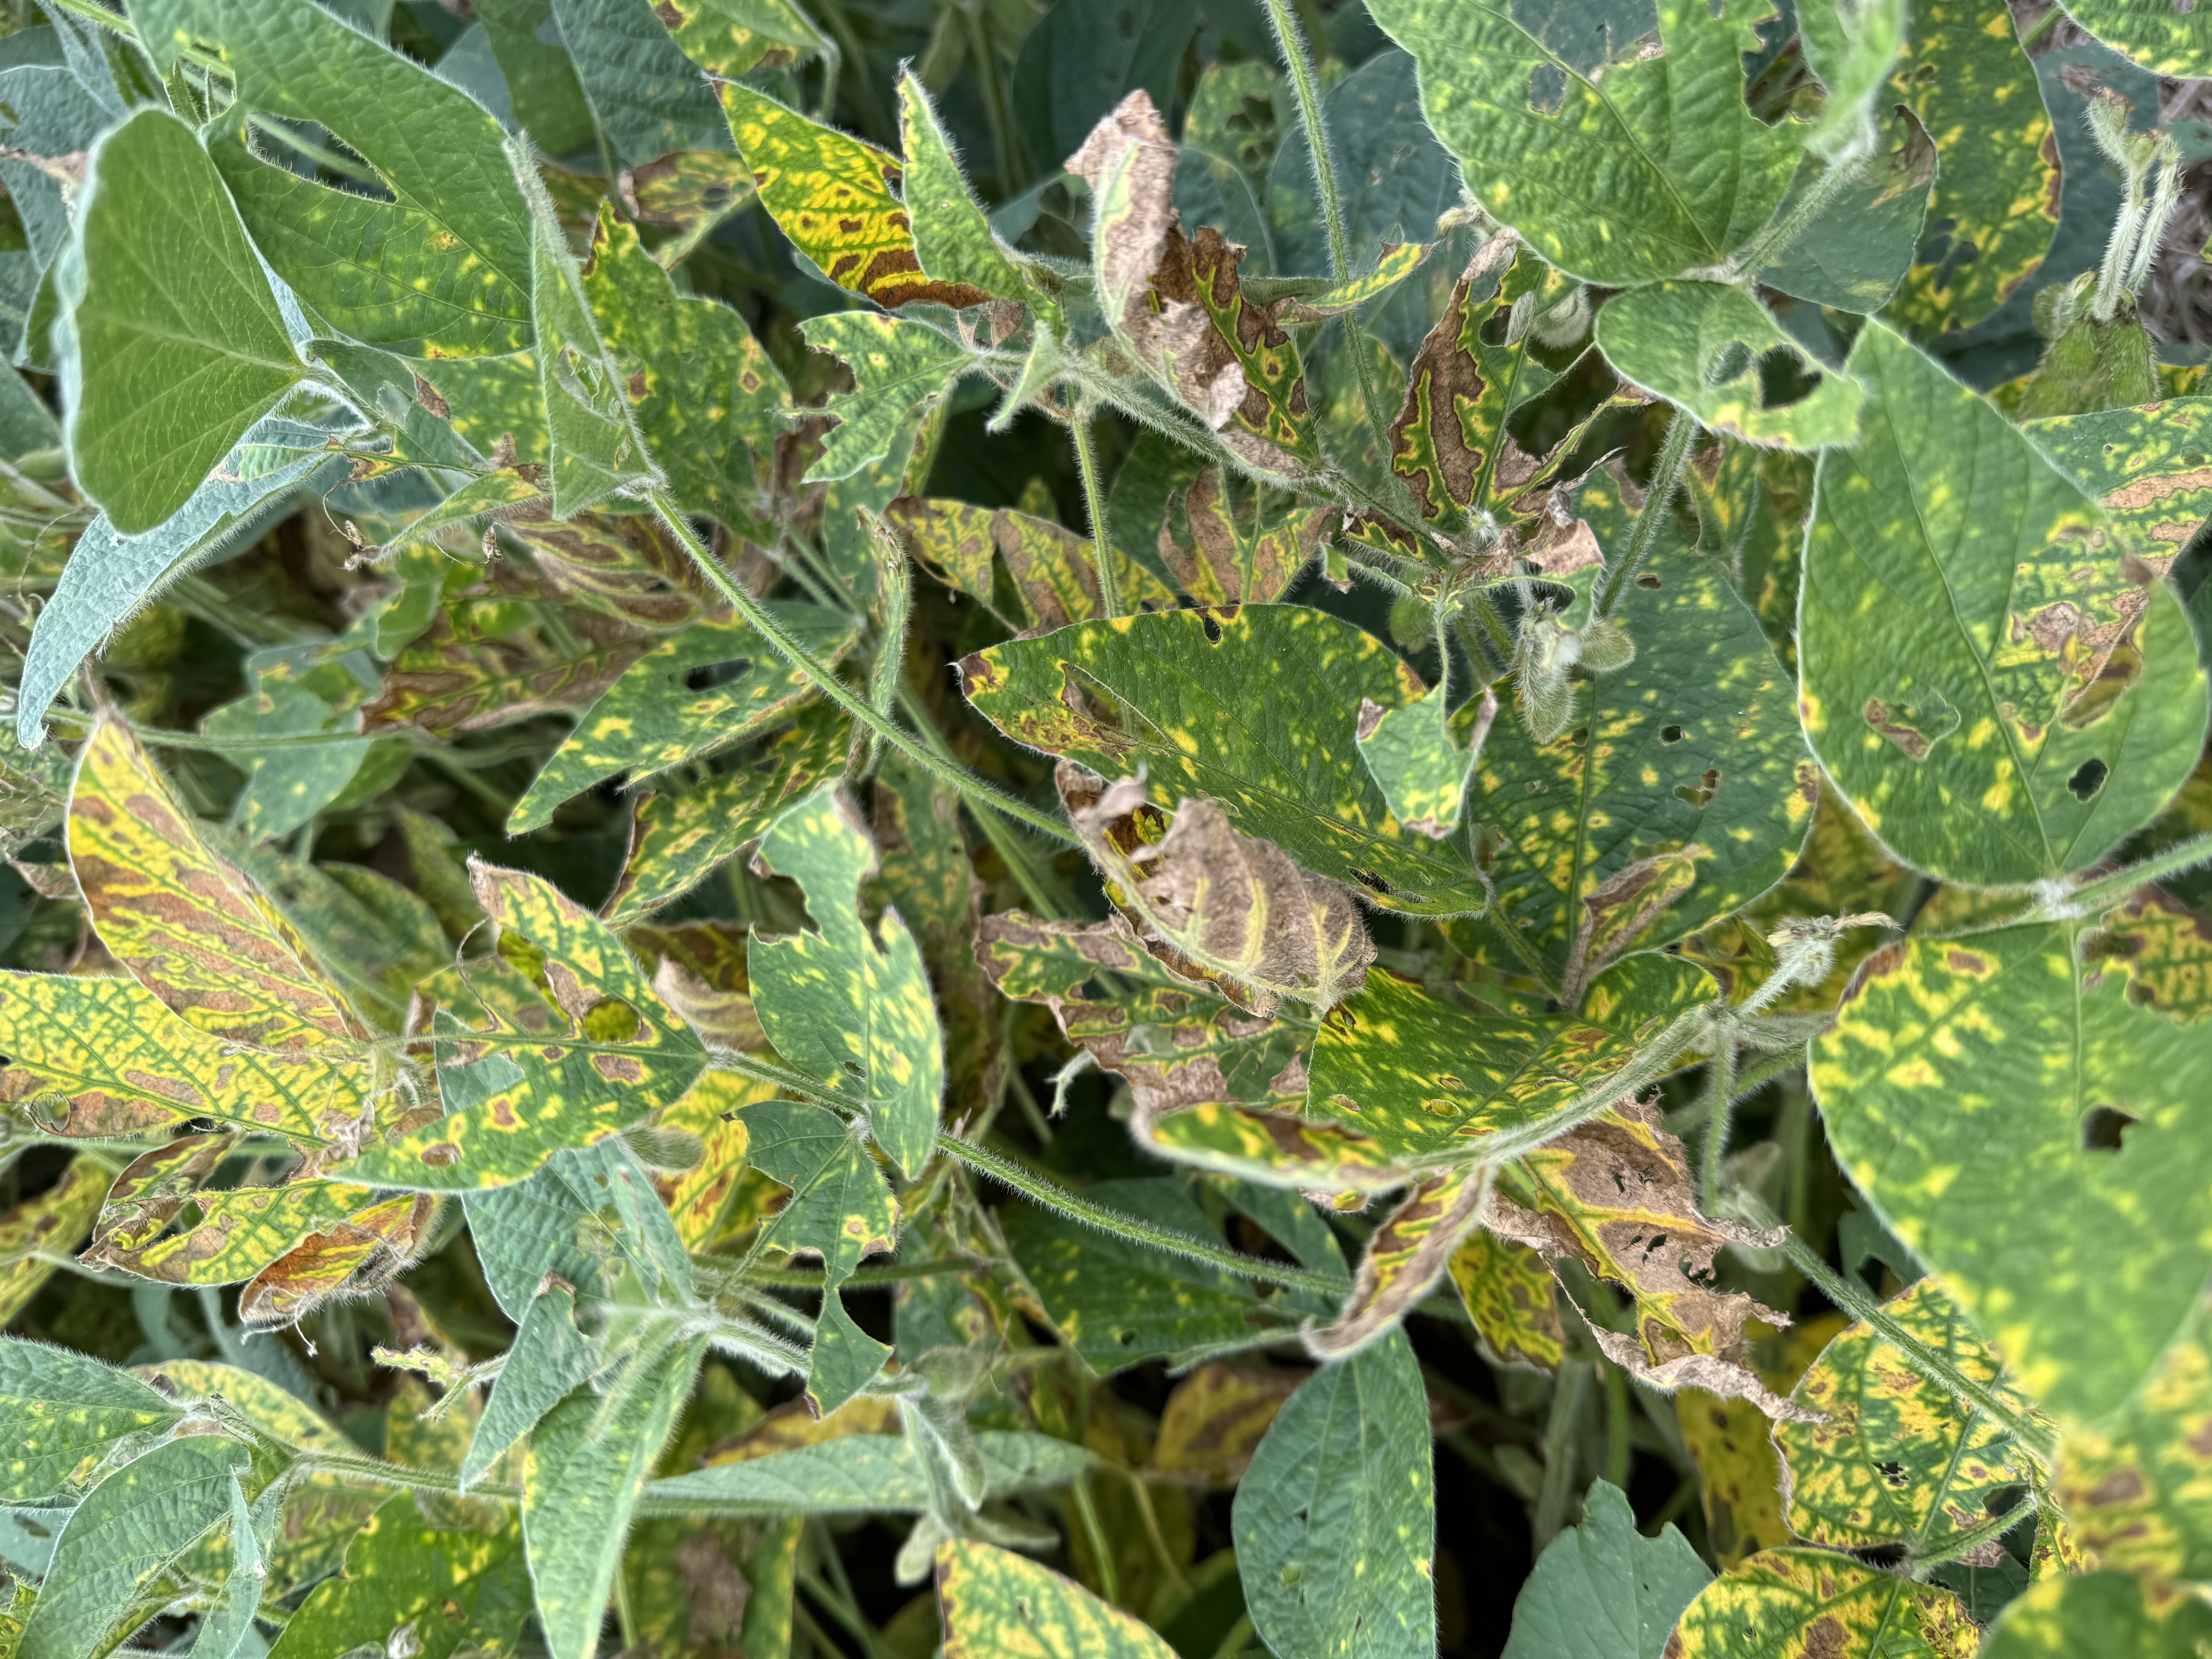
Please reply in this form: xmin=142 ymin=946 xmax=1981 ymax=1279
xmin=1307 ymin=1164 xmax=1490 ymax=1358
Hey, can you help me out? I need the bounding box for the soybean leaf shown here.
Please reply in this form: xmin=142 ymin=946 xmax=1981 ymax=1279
xmin=548 ymin=0 xmax=727 ymax=166
xmin=66 ymin=720 xmax=365 ymax=1051
xmin=799 ymin=311 xmax=970 ymax=484
xmin=1009 ymin=0 xmax=1196 ymax=177
xmin=646 ymin=1431 xmax=1092 ymax=1513
xmin=0 ymin=1159 xmax=102 ymax=1325
xmin=1885 ymin=0 xmax=2057 ymax=334
xmin=2051 ymin=0 xmax=2212 ymax=77
xmin=186 ymin=1475 xmax=277 ymax=1659
xmin=1364 ymin=0 xmax=1798 ymax=287
xmin=0 ymin=1338 xmax=181 ymax=1504
xmin=267 ymin=1495 xmax=532 ymax=1659
xmin=1797 ymin=0 xmax=1908 ymax=163
xmin=475 ymin=0 xmax=598 ymax=154
xmin=651 ymin=0 xmax=828 ymax=77
xmin=889 ymin=496 xmax=1172 ymax=632
xmin=1754 ymin=107 xmax=1937 ymax=316
xmin=1595 ymin=283 xmax=1863 ymax=451
xmin=896 ymin=70 xmax=1028 ymax=304
xmin=2025 ymin=395 xmax=2212 ymax=558
xmin=17 ymin=1434 xmax=253 ymax=1659
xmin=1235 ymin=1328 xmax=1436 ymax=1659
xmin=1499 ymin=1479 xmax=1709 ymax=1659
xmin=462 ymin=1279 xmax=594 ymax=1492
xmin=508 ymin=605 xmax=855 ymax=833
xmin=136 ymin=0 xmax=534 ymax=356
xmin=84 ymin=1144 xmax=376 ymax=1286
xmin=1774 ymin=1278 xmax=2039 ymax=1554
xmin=1663 ymin=1550 xmax=1976 ymax=1658
xmin=57 ymin=106 xmax=306 ymax=536
xmin=1177 ymin=60 xmax=1282 ymax=264
xmin=962 ymin=604 xmax=1493 ymax=918
xmin=719 ymin=82 xmax=991 ymax=310
xmin=1448 ymin=1230 xmax=1567 ymax=1371
xmin=1800 ymin=323 xmax=2208 ymax=887
xmin=747 ymin=784 xmax=943 ymax=1179
xmin=524 ymin=1336 xmax=704 ymax=1659
xmin=937 ymin=1539 xmax=1178 ymax=1659
xmin=1814 ymin=925 xmax=2212 ymax=1423
xmin=17 ymin=410 xmax=350 ymax=748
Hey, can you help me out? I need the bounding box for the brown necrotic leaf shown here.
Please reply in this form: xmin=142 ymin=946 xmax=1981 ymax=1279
xmin=1067 ymin=776 xmax=1376 ymax=1016
xmin=1492 ymin=1096 xmax=1815 ymax=1421
xmin=1307 ymin=1163 xmax=1490 ymax=1358
xmin=887 ymin=495 xmax=1173 ymax=632
xmin=236 ymin=1192 xmax=438 ymax=1331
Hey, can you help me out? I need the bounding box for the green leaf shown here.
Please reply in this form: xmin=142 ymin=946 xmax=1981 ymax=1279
xmin=719 ymin=82 xmax=991 ymax=311
xmin=0 ymin=1338 xmax=181 ymax=1504
xmin=1797 ymin=0 xmax=1908 ymax=163
xmin=1754 ymin=108 xmax=1936 ymax=318
xmin=343 ymin=862 xmax=707 ymax=1188
xmin=1982 ymin=1569 xmax=2212 ymax=1658
xmin=1774 ymin=1278 xmax=2039 ymax=1555
xmin=1365 ymin=0 xmax=1798 ymax=286
xmin=188 ymin=1475 xmax=277 ymax=1659
xmin=547 ymin=0 xmax=727 ymax=167
xmin=1002 ymin=1176 xmax=1272 ymax=1370
xmin=462 ymin=1279 xmax=593 ymax=1492
xmin=523 ymin=1336 xmax=704 ymax=1659
xmin=1814 ymin=925 xmax=2212 ymax=1422
xmin=18 ymin=1434 xmax=252 ymax=1659
xmin=1499 ymin=1479 xmax=1709 ymax=1659
xmin=1459 ymin=520 xmax=1815 ymax=983
xmin=511 ymin=138 xmax=661 ymax=517
xmin=645 ymin=1430 xmax=1092 ymax=1513
xmin=1884 ymin=0 xmax=2056 ymax=334
xmin=896 ymin=70 xmax=1028 ymax=304
xmin=137 ymin=0 xmax=534 ymax=356
xmin=17 ymin=412 xmax=346 ymax=747
xmin=937 ymin=1539 xmax=1178 ymax=1659
xmin=578 ymin=203 xmax=788 ymax=533
xmin=2050 ymin=0 xmax=2212 ymax=76
xmin=747 ymin=783 xmax=943 ymax=1179
xmin=799 ymin=311 xmax=969 ymax=484
xmin=1663 ymin=1549 xmax=1977 ymax=1658
xmin=1356 ymin=679 xmax=1479 ymax=839
xmin=736 ymin=1099 xmax=897 ymax=1412
xmin=1595 ymin=283 xmax=1863 ymax=451
xmin=1176 ymin=60 xmax=1282 ymax=261
xmin=56 ymin=106 xmax=305 ymax=536
xmin=1800 ymin=323 xmax=2208 ymax=887
xmin=652 ymin=0 xmax=828 ymax=77
xmin=1234 ymin=1328 xmax=1436 ymax=1659
xmin=268 ymin=1495 xmax=533 ymax=1659
xmin=476 ymin=0 xmax=598 ymax=156
xmin=2025 ymin=396 xmax=2212 ymax=560
xmin=1305 ymin=955 xmax=1711 ymax=1165
xmin=962 ymin=604 xmax=1493 ymax=919
xmin=509 ymin=605 xmax=854 ymax=833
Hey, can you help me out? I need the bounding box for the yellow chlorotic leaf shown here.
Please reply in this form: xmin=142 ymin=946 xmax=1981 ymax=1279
xmin=135 ymin=1359 xmax=354 ymax=1453
xmin=1677 ymin=1314 xmax=1851 ymax=1569
xmin=1308 ymin=1165 xmax=1488 ymax=1358
xmin=937 ymin=1538 xmax=1177 ymax=1659
xmin=0 ymin=973 xmax=365 ymax=1143
xmin=1148 ymin=1363 xmax=1302 ymax=1485
xmin=702 ymin=1395 xmax=900 ymax=1463
xmin=719 ymin=83 xmax=991 ymax=311
xmin=87 ymin=1166 xmax=378 ymax=1287
xmin=66 ymin=720 xmax=362 ymax=1050
xmin=1448 ymin=1227 xmax=1566 ymax=1372
xmin=235 ymin=1192 xmax=438 ymax=1331
xmin=0 ymin=1158 xmax=103 ymax=1324
xmin=2088 ymin=888 xmax=2212 ymax=1025
xmin=888 ymin=495 xmax=1173 ymax=631
xmin=1664 ymin=1548 xmax=1979 ymax=1657
xmin=657 ymin=1069 xmax=769 ymax=1250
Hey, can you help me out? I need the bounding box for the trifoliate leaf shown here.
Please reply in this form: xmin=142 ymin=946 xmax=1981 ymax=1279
xmin=719 ymin=82 xmax=992 ymax=310
xmin=57 ymin=106 xmax=305 ymax=536
xmin=1596 ymin=283 xmax=1864 ymax=451
xmin=646 ymin=1432 xmax=1091 ymax=1514
xmin=1754 ymin=106 xmax=1937 ymax=315
xmin=747 ymin=783 xmax=943 ymax=1178
xmin=84 ymin=1139 xmax=373 ymax=1286
xmin=548 ymin=0 xmax=726 ymax=167
xmin=1800 ymin=323 xmax=2207 ymax=887
xmin=1814 ymin=926 xmax=2212 ymax=1423
xmin=1365 ymin=0 xmax=1799 ymax=286
xmin=960 ymin=604 xmax=1493 ymax=919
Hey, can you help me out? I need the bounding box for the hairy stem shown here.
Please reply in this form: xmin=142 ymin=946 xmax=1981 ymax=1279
xmin=1070 ymin=410 xmax=1120 ymax=620
xmin=1592 ymin=407 xmax=1697 ymax=619
xmin=939 ymin=1130 xmax=1352 ymax=1297
xmin=652 ymin=493 xmax=1077 ymax=846
xmin=1697 ymin=1025 xmax=1738 ymax=1206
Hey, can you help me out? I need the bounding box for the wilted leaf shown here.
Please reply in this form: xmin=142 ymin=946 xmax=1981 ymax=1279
xmin=1491 ymin=1096 xmax=1810 ymax=1419
xmin=1814 ymin=926 xmax=2212 ymax=1423
xmin=1662 ymin=1549 xmax=1978 ymax=1659
xmin=1309 ymin=1164 xmax=1488 ymax=1358
xmin=58 ymin=106 xmax=305 ymax=535
xmin=1164 ymin=466 xmax=1334 ymax=605
xmin=1448 ymin=1228 xmax=1567 ymax=1372
xmin=720 ymin=82 xmax=990 ymax=310
xmin=235 ymin=1192 xmax=438 ymax=1331
xmin=1149 ymin=1364 xmax=1302 ymax=1485
xmin=1366 ymin=0 xmax=1798 ymax=286
xmin=507 ymin=604 xmax=855 ymax=833
xmin=747 ymin=783 xmax=943 ymax=1178
xmin=1800 ymin=323 xmax=2207 ymax=888
xmin=1596 ymin=283 xmax=1863 ymax=451
xmin=1776 ymin=1278 xmax=2039 ymax=1555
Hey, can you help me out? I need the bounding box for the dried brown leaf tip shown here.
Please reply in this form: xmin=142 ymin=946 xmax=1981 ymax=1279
xmin=1308 ymin=1164 xmax=1491 ymax=1359
xmin=1062 ymin=766 xmax=1376 ymax=1015
xmin=1489 ymin=1095 xmax=1817 ymax=1422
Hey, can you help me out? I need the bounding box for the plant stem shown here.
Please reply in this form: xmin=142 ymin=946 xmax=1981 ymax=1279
xmin=1781 ymin=1235 xmax=2057 ymax=1463
xmin=1467 ymin=1003 xmax=1712 ymax=1166
xmin=651 ymin=493 xmax=1077 ymax=846
xmin=1906 ymin=1500 xmax=2032 ymax=1572
xmin=938 ymin=1130 xmax=1353 ymax=1297
xmin=1263 ymin=0 xmax=1348 ymax=281
xmin=1593 ymin=408 xmax=1697 ymax=619
xmin=1531 ymin=1358 xmax=1591 ymax=1549
xmin=1072 ymin=1472 xmax=1124 ymax=1607
xmin=2036 ymin=830 xmax=2212 ymax=919
xmin=1697 ymin=1026 xmax=1738 ymax=1206
xmin=1068 ymin=410 xmax=1119 ymax=618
